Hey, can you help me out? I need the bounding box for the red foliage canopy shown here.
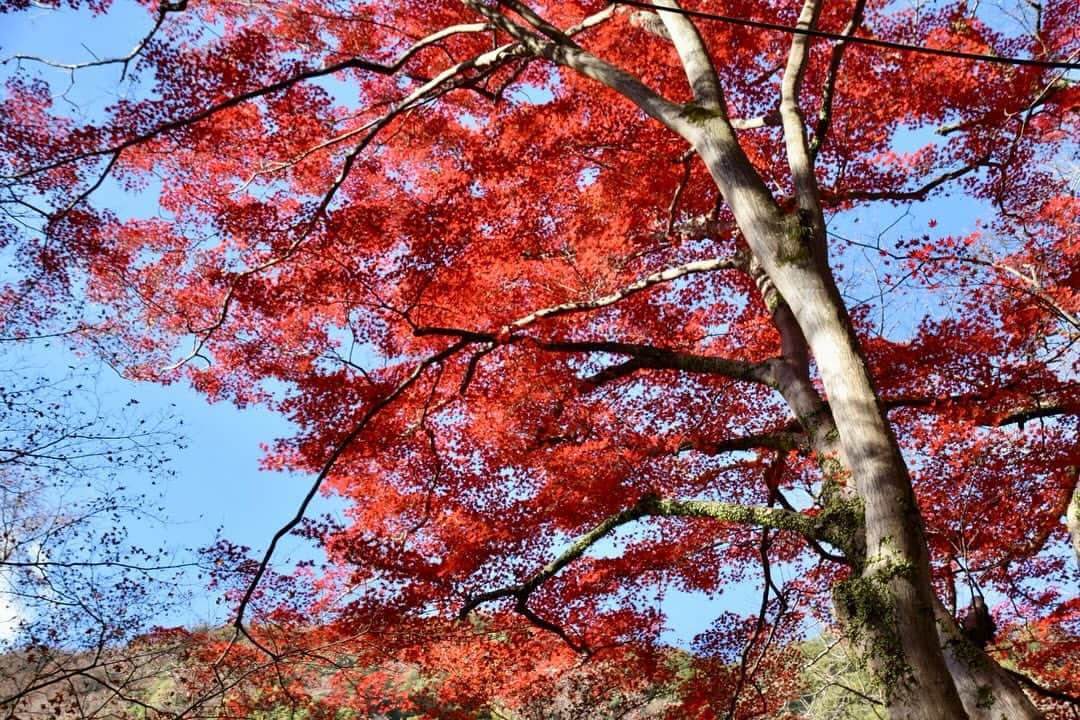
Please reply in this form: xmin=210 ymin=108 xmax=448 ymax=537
xmin=1 ymin=0 xmax=1076 ymax=717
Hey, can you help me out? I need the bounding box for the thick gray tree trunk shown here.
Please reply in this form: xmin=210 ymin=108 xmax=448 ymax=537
xmin=933 ymin=598 xmax=1044 ymax=719
xmin=689 ymin=121 xmax=968 ymax=718
xmin=690 ymin=124 xmax=1044 ymax=718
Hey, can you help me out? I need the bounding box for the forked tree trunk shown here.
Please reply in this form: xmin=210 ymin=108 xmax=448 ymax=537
xmin=688 ymin=122 xmax=1043 ymax=719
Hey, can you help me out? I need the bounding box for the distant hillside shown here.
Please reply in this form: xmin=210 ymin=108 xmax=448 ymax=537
xmin=0 ymin=631 xmax=675 ymax=720
xmin=0 ymin=638 xmax=201 ymax=720
xmin=1 ymin=630 xmax=887 ymax=719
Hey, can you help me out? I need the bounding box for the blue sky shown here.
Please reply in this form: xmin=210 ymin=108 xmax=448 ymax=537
xmin=0 ymin=3 xmax=345 ymax=630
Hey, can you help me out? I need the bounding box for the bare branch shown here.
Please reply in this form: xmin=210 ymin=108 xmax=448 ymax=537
xmin=577 ymin=358 xmax=649 ymax=388
xmin=539 ymin=339 xmax=775 ymax=385
xmin=1005 ymin=669 xmax=1080 ymax=707
xmin=884 ymin=387 xmax=1079 ymax=425
xmin=679 ymin=431 xmax=809 ymax=456
xmin=834 ymin=231 xmax=1078 ymax=336
xmin=750 ymin=254 xmax=811 ymax=373
xmin=515 ymin=598 xmax=589 ymax=653
xmin=498 ymin=0 xmax=575 ymax=44
xmin=230 ymin=339 xmax=474 ymax=650
xmin=652 ymin=0 xmax=725 ymax=110
xmin=460 ymin=493 xmax=821 ymax=630
xmin=727 ymin=517 xmax=786 ymax=718
xmin=412 ymin=327 xmax=779 ymax=385
xmin=779 ymin=0 xmax=825 ymax=220
xmin=3 ymin=4 xmax=170 ymax=81
xmin=503 ymin=253 xmax=747 ymax=333
xmin=823 ymin=156 xmax=991 ymax=204
xmin=625 ymin=8 xmax=672 ymax=40
xmin=810 ymin=0 xmax=868 ymax=159
xmin=648 ymin=495 xmax=824 ymax=537
xmin=665 ymin=151 xmax=694 ymax=236
xmin=663 ymin=213 xmax=737 ymax=242
xmin=731 ymin=111 xmax=782 ymax=130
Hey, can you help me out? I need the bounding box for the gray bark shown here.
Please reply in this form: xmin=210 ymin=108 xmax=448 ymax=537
xmin=1068 ymin=473 xmax=1080 ymax=568
xmin=670 ymin=111 xmax=963 ymax=717
xmin=933 ymin=598 xmax=1044 ymax=719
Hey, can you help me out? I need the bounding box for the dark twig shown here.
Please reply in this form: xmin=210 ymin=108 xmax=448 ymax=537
xmin=227 ymin=339 xmax=473 ymax=657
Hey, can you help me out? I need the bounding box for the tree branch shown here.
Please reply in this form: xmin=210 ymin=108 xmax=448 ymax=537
xmin=460 ymin=0 xmax=687 ymax=131
xmin=6 ymin=23 xmax=497 ymax=181
xmin=502 ymin=253 xmax=747 ymax=333
xmin=1005 ymin=669 xmax=1080 ymax=706
xmin=750 ymin=254 xmax=811 ymax=373
xmin=822 ymin=156 xmax=990 ymax=204
xmin=230 ymin=339 xmax=474 ymax=652
xmin=162 ymin=43 xmax=525 ymax=371
xmin=834 ymin=232 xmax=1079 ymax=337
xmin=779 ymin=0 xmax=825 ymax=220
xmin=460 ymin=493 xmax=824 ymax=621
xmin=883 ymin=387 xmax=1079 ymax=426
xmin=731 ymin=112 xmax=782 ymax=130
xmin=3 ymin=2 xmax=171 ymax=81
xmin=646 ymin=495 xmax=823 ymax=537
xmin=652 ymin=0 xmax=725 ymax=110
xmin=679 ymin=431 xmax=809 ymax=456
xmin=540 ymin=340 xmax=775 ymax=385
xmin=810 ymin=0 xmax=868 ymax=159
xmin=498 ymin=0 xmax=575 ymax=44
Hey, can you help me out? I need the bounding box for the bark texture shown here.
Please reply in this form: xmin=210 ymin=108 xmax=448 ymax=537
xmin=934 ymin=598 xmax=1044 ymax=719
xmin=685 ymin=117 xmax=968 ymax=718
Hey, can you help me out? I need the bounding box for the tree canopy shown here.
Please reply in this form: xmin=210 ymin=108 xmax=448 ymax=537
xmin=1 ymin=0 xmax=1077 ymax=718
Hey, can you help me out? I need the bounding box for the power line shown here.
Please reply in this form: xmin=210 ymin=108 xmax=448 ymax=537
xmin=614 ymin=0 xmax=1080 ymax=71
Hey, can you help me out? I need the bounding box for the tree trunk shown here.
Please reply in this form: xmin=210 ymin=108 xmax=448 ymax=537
xmin=688 ymin=122 xmax=966 ymax=718
xmin=685 ymin=119 xmax=1036 ymax=718
xmin=1067 ymin=473 xmax=1080 ymax=568
xmin=932 ymin=598 xmax=1044 ymax=718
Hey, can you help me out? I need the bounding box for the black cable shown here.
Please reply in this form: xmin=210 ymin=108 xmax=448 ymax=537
xmin=615 ymin=0 xmax=1080 ymax=71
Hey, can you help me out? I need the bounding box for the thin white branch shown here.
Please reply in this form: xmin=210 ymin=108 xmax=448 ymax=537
xmin=652 ymin=0 xmax=725 ymax=109
xmin=503 ymin=254 xmax=746 ymax=332
xmin=780 ymin=0 xmax=825 ymax=218
xmin=732 ymin=112 xmax=782 ymax=130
